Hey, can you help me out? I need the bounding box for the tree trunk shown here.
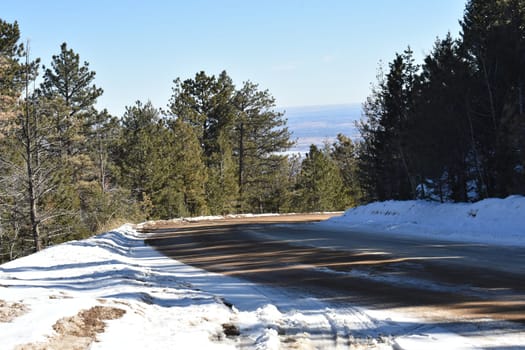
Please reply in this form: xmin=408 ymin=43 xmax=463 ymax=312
xmin=466 ymin=97 xmax=488 ymax=199
xmin=24 ymin=93 xmax=41 ymax=251
xmin=23 ymin=43 xmax=41 ymax=252
xmin=238 ymin=120 xmax=244 ymax=210
xmin=398 ymin=143 xmax=416 ymax=199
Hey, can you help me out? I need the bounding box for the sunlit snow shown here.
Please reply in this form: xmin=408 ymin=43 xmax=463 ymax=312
xmin=1 ymin=196 xmax=524 ymax=349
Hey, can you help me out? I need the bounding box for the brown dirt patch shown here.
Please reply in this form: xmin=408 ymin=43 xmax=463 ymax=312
xmin=138 ymin=213 xmax=342 ymax=232
xmin=0 ymin=299 xmax=29 ymax=322
xmin=15 ymin=305 xmax=126 ymax=350
xmin=222 ymin=322 xmax=241 ymax=337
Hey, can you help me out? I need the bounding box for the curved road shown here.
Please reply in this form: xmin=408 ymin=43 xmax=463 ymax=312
xmin=145 ymin=216 xmax=525 ymax=324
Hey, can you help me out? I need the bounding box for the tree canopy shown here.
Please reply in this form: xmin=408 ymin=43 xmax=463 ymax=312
xmin=358 ymin=0 xmax=525 ymax=202
xmin=2 ymin=0 xmax=524 ymax=262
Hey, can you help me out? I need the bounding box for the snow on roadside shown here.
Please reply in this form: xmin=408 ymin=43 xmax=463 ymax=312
xmin=1 ymin=196 xmax=524 ymax=350
xmin=0 ymin=225 xmax=396 ymax=349
xmin=322 ymin=195 xmax=525 ymax=246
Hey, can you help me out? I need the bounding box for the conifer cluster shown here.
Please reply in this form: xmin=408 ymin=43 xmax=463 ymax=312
xmin=358 ymin=0 xmax=525 ymax=202
xmin=0 ymin=20 xmax=355 ymax=262
xmin=2 ymin=0 xmax=524 ymax=261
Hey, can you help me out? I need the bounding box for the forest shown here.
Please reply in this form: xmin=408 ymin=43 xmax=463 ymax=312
xmin=1 ymin=0 xmax=524 ymax=262
xmin=360 ymin=0 xmax=525 ymax=202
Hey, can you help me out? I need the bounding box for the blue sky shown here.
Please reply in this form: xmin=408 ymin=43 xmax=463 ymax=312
xmin=2 ymin=1 xmax=466 ymax=116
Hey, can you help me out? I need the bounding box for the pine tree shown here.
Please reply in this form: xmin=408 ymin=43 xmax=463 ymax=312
xmin=0 ymin=19 xmax=26 ymax=121
xmin=359 ymin=49 xmax=419 ymax=201
xmin=412 ymin=34 xmax=477 ymax=201
xmin=232 ymin=81 xmax=293 ymax=212
xmin=38 ymin=43 xmax=108 ymax=235
xmin=41 ymin=42 xmax=103 ymax=157
xmin=461 ymin=0 xmax=525 ymax=197
xmin=168 ymin=71 xmax=239 ymax=214
xmin=78 ymin=109 xmax=131 ymax=232
xmin=0 ymin=22 xmax=67 ymax=258
xmin=115 ymin=101 xmax=172 ymax=219
xmin=277 ymin=154 xmax=302 ymax=213
xmin=206 ymin=130 xmax=239 ymax=214
xmin=168 ymin=71 xmax=235 ymax=159
xmin=86 ymin=109 xmax=119 ymax=192
xmin=0 ymin=55 xmax=74 ymax=255
xmin=295 ymin=144 xmax=347 ymax=212
xmin=170 ymin=118 xmax=208 ymax=216
xmin=331 ymin=134 xmax=362 ymax=206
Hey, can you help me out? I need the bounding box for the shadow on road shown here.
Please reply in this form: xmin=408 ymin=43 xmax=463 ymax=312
xmin=146 ymin=221 xmax=525 ymax=325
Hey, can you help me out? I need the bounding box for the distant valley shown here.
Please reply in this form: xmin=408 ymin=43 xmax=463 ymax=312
xmin=281 ymin=104 xmax=362 ymax=154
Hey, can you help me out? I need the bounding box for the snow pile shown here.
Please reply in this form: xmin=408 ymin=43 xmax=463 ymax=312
xmin=0 ymin=225 xmax=398 ymax=349
xmin=324 ymin=195 xmax=525 ymax=246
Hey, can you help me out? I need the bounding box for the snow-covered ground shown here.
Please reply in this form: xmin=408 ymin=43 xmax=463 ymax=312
xmin=321 ymin=195 xmax=525 ymax=247
xmin=1 ymin=197 xmax=524 ymax=349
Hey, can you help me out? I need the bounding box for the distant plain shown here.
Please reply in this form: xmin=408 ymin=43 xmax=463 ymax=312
xmin=282 ymin=104 xmax=361 ymax=154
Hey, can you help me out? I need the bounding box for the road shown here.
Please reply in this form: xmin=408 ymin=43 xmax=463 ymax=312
xmin=144 ymin=215 xmax=525 ymax=324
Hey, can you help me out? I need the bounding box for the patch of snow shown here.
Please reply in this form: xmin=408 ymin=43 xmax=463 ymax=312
xmin=322 ymin=195 xmax=525 ymax=246
xmin=1 ymin=225 xmax=401 ymax=349
xmin=254 ymin=328 xmax=280 ymax=350
xmin=2 ymin=195 xmax=525 ymax=349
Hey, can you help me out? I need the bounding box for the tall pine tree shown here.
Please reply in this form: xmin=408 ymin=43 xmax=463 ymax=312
xmin=168 ymin=71 xmax=238 ymax=214
xmin=461 ymin=0 xmax=525 ymax=196
xmin=232 ymin=81 xmax=293 ymax=212
xmin=169 ymin=118 xmax=208 ymax=216
xmin=116 ymin=101 xmax=171 ymax=219
xmin=359 ymin=49 xmax=419 ymax=201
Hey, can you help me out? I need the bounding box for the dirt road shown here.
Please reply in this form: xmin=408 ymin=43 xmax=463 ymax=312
xmin=144 ymin=214 xmax=525 ymax=325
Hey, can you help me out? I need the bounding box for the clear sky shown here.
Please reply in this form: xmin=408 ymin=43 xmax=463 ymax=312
xmin=1 ymin=1 xmax=466 ymax=116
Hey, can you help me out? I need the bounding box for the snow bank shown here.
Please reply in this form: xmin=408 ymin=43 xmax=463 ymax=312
xmin=2 ymin=204 xmax=524 ymax=349
xmin=0 ymin=225 xmax=398 ymax=349
xmin=324 ymin=195 xmax=525 ymax=246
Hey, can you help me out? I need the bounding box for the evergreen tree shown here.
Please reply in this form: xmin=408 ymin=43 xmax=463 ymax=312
xmin=232 ymin=81 xmax=293 ymax=212
xmin=168 ymin=71 xmax=238 ymax=214
xmin=0 ymin=21 xmax=69 ymax=259
xmin=359 ymin=1 xmax=525 ymax=202
xmin=277 ymin=154 xmax=302 ymax=213
xmin=168 ymin=70 xmax=235 ymax=159
xmin=460 ymin=0 xmax=525 ymax=197
xmin=331 ymin=133 xmax=362 ymax=206
xmin=357 ymin=66 xmax=387 ymax=202
xmin=381 ymin=48 xmax=419 ymax=199
xmin=0 ymin=19 xmax=27 ymax=120
xmin=295 ymin=144 xmax=347 ymax=212
xmin=79 ymin=109 xmax=132 ymax=232
xmin=41 ymin=42 xmax=103 ymax=157
xmin=39 ymin=43 xmax=108 ymax=235
xmin=169 ymin=118 xmax=208 ymax=216
xmin=0 ymin=63 xmax=73 ymax=255
xmin=359 ymin=49 xmax=419 ymax=201
xmin=116 ymin=101 xmax=174 ymax=218
xmin=205 ymin=131 xmax=238 ymax=214
xmin=86 ymin=109 xmax=119 ymax=192
xmin=412 ymin=34 xmax=477 ymax=201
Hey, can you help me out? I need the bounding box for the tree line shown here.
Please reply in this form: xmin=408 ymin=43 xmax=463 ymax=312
xmin=0 ymin=19 xmax=356 ymax=262
xmin=358 ymin=0 xmax=525 ymax=202
xmin=1 ymin=0 xmax=523 ymax=262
